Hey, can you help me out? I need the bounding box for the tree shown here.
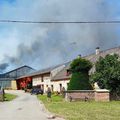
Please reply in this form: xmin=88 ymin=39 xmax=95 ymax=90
xmin=90 ymin=54 xmax=120 ymax=98
xmin=68 ymin=57 xmax=93 ymax=90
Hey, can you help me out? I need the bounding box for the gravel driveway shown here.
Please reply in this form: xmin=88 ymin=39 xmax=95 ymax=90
xmin=0 ymin=90 xmax=64 ymax=120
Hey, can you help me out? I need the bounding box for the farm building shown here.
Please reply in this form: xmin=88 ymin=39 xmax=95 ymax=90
xmin=51 ymin=46 xmax=120 ymax=91
xmin=0 ymin=65 xmax=35 ymax=89
xmin=16 ymin=64 xmax=67 ymax=92
xmin=17 ymin=46 xmax=120 ymax=92
xmin=3 ymin=46 xmax=120 ymax=92
xmin=45 ymin=47 xmax=120 ymax=92
xmin=51 ymin=63 xmax=71 ymax=91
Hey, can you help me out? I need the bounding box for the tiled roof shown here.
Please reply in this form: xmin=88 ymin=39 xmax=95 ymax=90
xmin=52 ymin=46 xmax=120 ymax=81
xmin=16 ymin=62 xmax=69 ymax=79
xmin=84 ymin=46 xmax=120 ymax=63
xmin=4 ymin=65 xmax=35 ymax=74
xmin=16 ymin=66 xmax=58 ymax=79
xmin=51 ymin=62 xmax=71 ymax=81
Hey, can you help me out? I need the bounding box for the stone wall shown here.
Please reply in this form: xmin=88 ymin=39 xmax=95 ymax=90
xmin=95 ymin=90 xmax=110 ymax=102
xmin=65 ymin=89 xmax=110 ymax=102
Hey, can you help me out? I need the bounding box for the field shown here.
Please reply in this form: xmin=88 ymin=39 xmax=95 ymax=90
xmin=37 ymin=95 xmax=120 ymax=120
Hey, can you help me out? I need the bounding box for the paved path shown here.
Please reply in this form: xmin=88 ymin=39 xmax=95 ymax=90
xmin=0 ymin=90 xmax=64 ymax=120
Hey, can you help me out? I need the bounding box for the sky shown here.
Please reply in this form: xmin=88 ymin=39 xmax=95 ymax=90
xmin=0 ymin=0 xmax=120 ymax=72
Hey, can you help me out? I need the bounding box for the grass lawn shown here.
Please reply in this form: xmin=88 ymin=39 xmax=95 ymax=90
xmin=4 ymin=93 xmax=17 ymax=101
xmin=37 ymin=95 xmax=120 ymax=120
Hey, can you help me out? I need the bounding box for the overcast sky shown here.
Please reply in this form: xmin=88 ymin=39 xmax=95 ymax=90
xmin=0 ymin=0 xmax=120 ymax=72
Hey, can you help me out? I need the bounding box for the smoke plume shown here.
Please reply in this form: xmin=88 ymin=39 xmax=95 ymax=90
xmin=0 ymin=0 xmax=120 ymax=71
xmin=0 ymin=63 xmax=9 ymax=73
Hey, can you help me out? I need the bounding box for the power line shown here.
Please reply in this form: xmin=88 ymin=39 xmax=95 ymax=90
xmin=0 ymin=20 xmax=120 ymax=24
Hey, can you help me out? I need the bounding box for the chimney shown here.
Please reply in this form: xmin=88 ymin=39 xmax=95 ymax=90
xmin=96 ymin=47 xmax=100 ymax=55
xmin=77 ymin=54 xmax=81 ymax=58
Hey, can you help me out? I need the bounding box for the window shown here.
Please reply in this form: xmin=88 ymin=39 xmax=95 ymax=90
xmin=51 ymin=85 xmax=54 ymax=92
xmin=41 ymin=76 xmax=44 ymax=82
xmin=66 ymin=69 xmax=71 ymax=76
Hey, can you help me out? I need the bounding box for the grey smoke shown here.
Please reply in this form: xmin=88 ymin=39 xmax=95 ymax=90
xmin=0 ymin=63 xmax=9 ymax=73
xmin=1 ymin=0 xmax=120 ymax=70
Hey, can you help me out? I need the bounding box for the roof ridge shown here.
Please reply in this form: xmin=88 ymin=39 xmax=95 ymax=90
xmin=4 ymin=65 xmax=35 ymax=74
xmin=83 ymin=45 xmax=120 ymax=58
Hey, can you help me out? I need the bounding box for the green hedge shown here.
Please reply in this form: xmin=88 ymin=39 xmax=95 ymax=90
xmin=68 ymin=72 xmax=92 ymax=90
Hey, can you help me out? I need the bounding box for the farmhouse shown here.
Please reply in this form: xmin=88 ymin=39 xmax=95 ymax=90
xmin=51 ymin=46 xmax=120 ymax=91
xmin=51 ymin=63 xmax=71 ymax=91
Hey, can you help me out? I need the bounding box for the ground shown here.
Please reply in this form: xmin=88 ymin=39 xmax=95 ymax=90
xmin=0 ymin=90 xmax=64 ymax=120
xmin=38 ymin=95 xmax=120 ymax=120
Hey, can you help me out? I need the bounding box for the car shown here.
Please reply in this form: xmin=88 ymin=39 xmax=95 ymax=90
xmin=31 ymin=88 xmax=43 ymax=95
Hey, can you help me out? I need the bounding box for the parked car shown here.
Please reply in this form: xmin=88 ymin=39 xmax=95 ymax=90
xmin=31 ymin=88 xmax=43 ymax=95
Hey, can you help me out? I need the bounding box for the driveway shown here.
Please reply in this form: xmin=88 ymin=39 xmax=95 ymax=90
xmin=0 ymin=90 xmax=64 ymax=120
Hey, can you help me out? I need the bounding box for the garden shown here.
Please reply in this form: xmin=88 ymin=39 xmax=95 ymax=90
xmin=37 ymin=95 xmax=120 ymax=120
xmin=37 ymin=55 xmax=120 ymax=120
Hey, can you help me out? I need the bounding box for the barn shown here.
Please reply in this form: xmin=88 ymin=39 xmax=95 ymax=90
xmin=0 ymin=65 xmax=35 ymax=90
xmin=16 ymin=64 xmax=66 ymax=92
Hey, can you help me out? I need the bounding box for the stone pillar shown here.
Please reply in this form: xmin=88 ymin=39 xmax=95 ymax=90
xmin=0 ymin=89 xmax=4 ymax=102
xmin=95 ymin=89 xmax=110 ymax=102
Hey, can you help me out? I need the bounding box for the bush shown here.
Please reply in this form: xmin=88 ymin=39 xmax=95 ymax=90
xmin=90 ymin=54 xmax=120 ymax=99
xmin=68 ymin=72 xmax=92 ymax=90
xmin=68 ymin=57 xmax=92 ymax=90
xmin=70 ymin=57 xmax=92 ymax=73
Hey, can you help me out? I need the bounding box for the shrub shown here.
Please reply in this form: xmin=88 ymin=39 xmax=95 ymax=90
xmin=90 ymin=54 xmax=120 ymax=99
xmin=68 ymin=57 xmax=92 ymax=90
xmin=68 ymin=72 xmax=92 ymax=90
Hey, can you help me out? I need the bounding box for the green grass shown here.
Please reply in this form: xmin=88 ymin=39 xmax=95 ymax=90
xmin=4 ymin=93 xmax=17 ymax=101
xmin=37 ymin=95 xmax=120 ymax=120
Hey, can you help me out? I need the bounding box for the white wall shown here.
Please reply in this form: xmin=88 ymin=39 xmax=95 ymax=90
xmin=43 ymin=76 xmax=51 ymax=93
xmin=33 ymin=76 xmax=42 ymax=86
xmin=32 ymin=74 xmax=70 ymax=93
xmin=32 ymin=64 xmax=70 ymax=93
xmin=52 ymin=80 xmax=70 ymax=92
xmin=32 ymin=75 xmax=52 ymax=93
